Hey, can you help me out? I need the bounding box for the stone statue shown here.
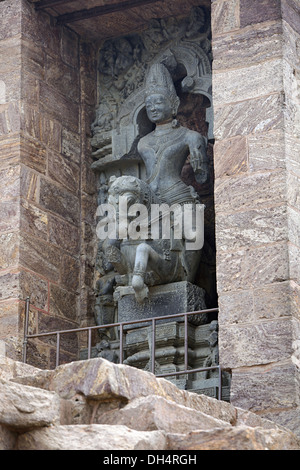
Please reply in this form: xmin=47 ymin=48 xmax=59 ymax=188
xmin=139 ymin=63 xmax=208 ymax=200
xmin=86 ymin=12 xmax=223 ymax=397
xmin=101 ymin=63 xmax=208 ymax=303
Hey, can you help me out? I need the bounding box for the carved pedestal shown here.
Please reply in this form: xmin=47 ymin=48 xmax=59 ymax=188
xmin=114 ymin=281 xmax=208 ymax=329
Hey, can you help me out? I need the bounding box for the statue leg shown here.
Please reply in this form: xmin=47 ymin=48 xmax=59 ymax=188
xmin=132 ymin=242 xmax=161 ymax=303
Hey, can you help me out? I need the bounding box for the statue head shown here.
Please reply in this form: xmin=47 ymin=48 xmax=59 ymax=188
xmin=108 ymin=175 xmax=158 ymax=209
xmin=144 ymin=63 xmax=180 ymax=124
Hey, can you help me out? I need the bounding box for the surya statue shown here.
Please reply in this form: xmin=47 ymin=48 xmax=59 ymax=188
xmin=100 ymin=62 xmax=209 ymax=303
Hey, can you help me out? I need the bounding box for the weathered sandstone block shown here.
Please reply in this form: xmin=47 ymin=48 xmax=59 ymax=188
xmin=219 ymin=318 xmax=294 ymax=368
xmin=230 ymin=361 xmax=299 ymax=412
xmin=240 ymin=0 xmax=282 ymax=27
xmin=96 ymin=395 xmax=232 ymax=433
xmin=168 ymin=425 xmax=300 ymax=451
xmin=13 ymin=357 xmax=237 ymax=425
xmin=216 ymin=242 xmax=289 ymax=293
xmin=0 ymin=377 xmax=62 ymax=430
xmin=214 ymin=93 xmax=283 ymax=140
xmin=17 ymin=424 xmax=167 ymax=451
xmin=0 ymin=356 xmax=42 ymax=381
xmin=0 ymin=424 xmax=17 ymax=451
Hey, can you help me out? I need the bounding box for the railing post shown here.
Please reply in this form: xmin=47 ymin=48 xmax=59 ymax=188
xmin=119 ymin=323 xmax=123 ymax=364
xmin=218 ymin=365 xmax=222 ymax=401
xmin=56 ymin=332 xmax=60 ymax=368
xmin=88 ymin=328 xmax=92 ymax=359
xmin=184 ymin=314 xmax=188 ymax=372
xmin=151 ymin=318 xmax=156 ymax=374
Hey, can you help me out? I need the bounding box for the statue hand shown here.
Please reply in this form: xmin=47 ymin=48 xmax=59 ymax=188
xmin=194 ymin=164 xmax=209 ymax=184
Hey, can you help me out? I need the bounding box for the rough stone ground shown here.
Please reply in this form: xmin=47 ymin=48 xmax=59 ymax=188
xmin=0 ymin=355 xmax=299 ymax=450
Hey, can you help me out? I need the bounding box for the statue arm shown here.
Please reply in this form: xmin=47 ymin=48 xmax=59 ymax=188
xmin=189 ymin=133 xmax=209 ymax=185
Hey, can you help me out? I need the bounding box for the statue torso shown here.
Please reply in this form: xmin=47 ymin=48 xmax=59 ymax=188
xmin=138 ymin=124 xmax=199 ymax=203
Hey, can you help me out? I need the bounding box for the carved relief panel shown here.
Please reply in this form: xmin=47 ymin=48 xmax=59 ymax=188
xmin=91 ymin=6 xmax=216 ymax=332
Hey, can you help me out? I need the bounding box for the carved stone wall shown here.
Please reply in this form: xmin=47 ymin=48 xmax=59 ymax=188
xmin=0 ymin=0 xmax=299 ymax=439
xmin=91 ymin=6 xmax=217 ymax=315
xmin=0 ymin=0 xmax=98 ymax=367
xmin=212 ymin=0 xmax=300 ymax=435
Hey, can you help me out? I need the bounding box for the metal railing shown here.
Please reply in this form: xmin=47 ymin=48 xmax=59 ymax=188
xmin=22 ymin=297 xmax=222 ymax=399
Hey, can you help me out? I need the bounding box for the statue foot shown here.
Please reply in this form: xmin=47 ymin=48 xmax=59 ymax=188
xmin=132 ymin=274 xmax=149 ymax=303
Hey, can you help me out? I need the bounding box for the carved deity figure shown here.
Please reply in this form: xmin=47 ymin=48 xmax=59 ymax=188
xmin=139 ymin=63 xmax=208 ymax=202
xmin=103 ymin=63 xmax=208 ymax=303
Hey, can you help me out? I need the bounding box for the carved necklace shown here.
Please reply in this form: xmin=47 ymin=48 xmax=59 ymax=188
xmin=145 ymin=125 xmax=186 ymax=185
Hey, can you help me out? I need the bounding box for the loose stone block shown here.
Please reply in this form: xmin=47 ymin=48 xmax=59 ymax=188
xmin=17 ymin=424 xmax=167 ymax=451
xmin=0 ymin=424 xmax=16 ymax=450
xmin=168 ymin=425 xmax=300 ymax=450
xmin=97 ymin=395 xmax=231 ymax=433
xmin=0 ymin=377 xmax=62 ymax=430
xmin=13 ymin=357 xmax=237 ymax=425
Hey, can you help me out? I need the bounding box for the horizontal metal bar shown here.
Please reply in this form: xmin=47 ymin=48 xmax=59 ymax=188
xmin=156 ymin=365 xmax=220 ymax=378
xmin=25 ymin=308 xmax=219 ymax=339
xmin=56 ymin=0 xmax=164 ymax=25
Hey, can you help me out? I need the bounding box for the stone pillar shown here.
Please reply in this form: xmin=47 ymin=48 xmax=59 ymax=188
xmin=212 ymin=0 xmax=300 ymax=434
xmin=0 ymin=0 xmax=97 ymax=367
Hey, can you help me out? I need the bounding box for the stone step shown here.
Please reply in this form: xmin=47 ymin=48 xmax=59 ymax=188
xmin=0 ymin=356 xmax=299 ymax=450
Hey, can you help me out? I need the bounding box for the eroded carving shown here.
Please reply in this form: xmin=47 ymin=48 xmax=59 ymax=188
xmin=90 ymin=7 xmax=217 ymax=378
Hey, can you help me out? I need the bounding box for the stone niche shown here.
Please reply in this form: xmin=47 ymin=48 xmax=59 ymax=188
xmin=86 ymin=5 xmax=229 ymax=399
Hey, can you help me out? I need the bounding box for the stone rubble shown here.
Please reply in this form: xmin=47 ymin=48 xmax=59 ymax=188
xmin=0 ymin=356 xmax=299 ymax=450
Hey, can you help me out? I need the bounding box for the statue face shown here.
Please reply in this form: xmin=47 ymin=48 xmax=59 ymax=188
xmin=145 ymin=93 xmax=173 ymax=124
